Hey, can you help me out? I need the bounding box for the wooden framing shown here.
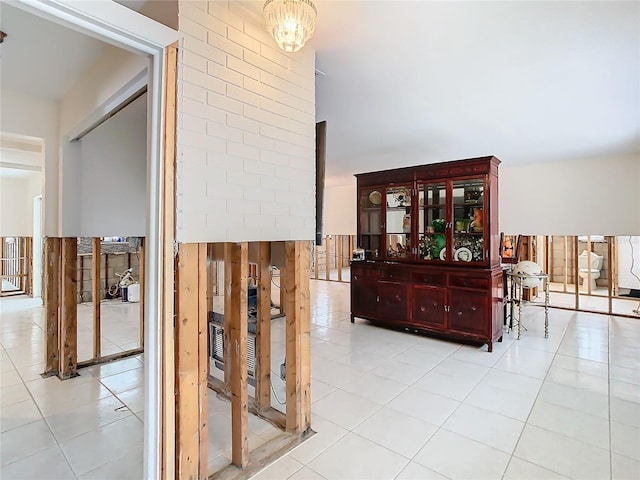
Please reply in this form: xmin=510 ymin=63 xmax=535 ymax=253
xmin=43 ymin=237 xmax=61 ymax=376
xmin=224 ymin=242 xmax=250 ymax=468
xmin=174 ymin=243 xmax=208 ymax=479
xmin=139 ymin=237 xmax=145 ymax=349
xmin=324 ymin=235 xmax=330 ymax=281
xmin=92 ymin=238 xmax=101 ymax=360
xmin=59 ymin=238 xmax=78 ymax=379
xmin=337 ymin=236 xmax=343 ymax=282
xmin=284 ymin=241 xmax=311 ymax=434
xmin=607 ymin=236 xmax=614 ymax=314
xmin=160 ymin=41 xmax=179 ymax=480
xmin=255 ymin=241 xmax=272 ymax=411
xmin=573 ymin=236 xmax=580 ymax=309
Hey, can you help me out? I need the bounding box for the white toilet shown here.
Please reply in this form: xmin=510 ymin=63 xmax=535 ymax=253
xmin=578 ymin=250 xmax=603 ymax=291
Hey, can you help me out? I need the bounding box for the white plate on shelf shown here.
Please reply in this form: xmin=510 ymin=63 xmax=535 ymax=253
xmin=455 ymin=247 xmax=472 ymax=262
xmin=369 ymin=190 xmax=382 ymax=205
xmin=439 ymin=248 xmax=446 ymax=260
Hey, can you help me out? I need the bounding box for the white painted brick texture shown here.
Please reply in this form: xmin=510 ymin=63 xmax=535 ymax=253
xmin=177 ymin=0 xmax=316 ymax=243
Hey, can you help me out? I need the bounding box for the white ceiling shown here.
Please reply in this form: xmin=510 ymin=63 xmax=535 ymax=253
xmin=0 ymin=2 xmax=108 ymax=100
xmin=1 ymin=1 xmax=638 ymax=187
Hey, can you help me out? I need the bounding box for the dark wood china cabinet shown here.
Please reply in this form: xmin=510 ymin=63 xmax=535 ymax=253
xmin=351 ymin=156 xmax=504 ymax=352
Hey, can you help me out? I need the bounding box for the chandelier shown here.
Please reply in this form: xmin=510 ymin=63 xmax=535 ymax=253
xmin=263 ymin=0 xmax=317 ymax=53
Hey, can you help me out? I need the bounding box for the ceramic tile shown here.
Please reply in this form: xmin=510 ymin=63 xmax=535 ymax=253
xmin=251 ymin=455 xmax=304 ymax=480
xmin=546 ymin=365 xmax=609 ymax=395
xmin=611 ymin=453 xmax=640 ymax=480
xmin=611 ymin=379 xmax=640 ymax=404
xmin=98 ymin=367 xmax=143 ymax=395
xmin=412 ymin=370 xmax=482 ymax=401
xmin=0 ymin=369 xmax=22 ymax=388
xmin=502 ymin=456 xmax=569 ymax=480
xmin=464 ymin=383 xmax=537 ymax=422
xmin=442 ymin=403 xmax=525 ymax=453
xmin=413 ymin=429 xmax=510 ymax=479
xmin=60 ymin=415 xmax=143 ymax=476
xmin=45 ymin=395 xmax=131 ymax=443
xmin=610 ymin=397 xmax=640 ymax=427
xmin=394 ymin=461 xmax=450 ymax=480
xmin=388 ymin=386 xmax=460 ymax=426
xmin=289 ymin=416 xmax=348 ymax=465
xmin=551 ymin=353 xmax=609 ymax=378
xmin=85 ymin=357 xmax=142 ymax=379
xmin=310 ymin=378 xmax=337 ymax=404
xmin=354 ymin=406 xmax=437 ymax=457
xmin=514 ymin=424 xmax=610 ymax=479
xmin=340 ymin=372 xmax=408 ymax=405
xmin=115 ymin=386 xmax=144 ymax=414
xmin=0 ymin=397 xmax=42 ymax=433
xmin=307 ymin=432 xmax=409 ymax=480
xmin=311 ymin=389 xmax=381 ymax=430
xmin=494 ymin=346 xmax=555 ymax=379
xmin=0 ymin=419 xmax=57 ymax=466
xmin=0 ymin=445 xmax=75 ymax=480
xmin=0 ymin=383 xmax=31 ymax=408
xmin=286 ymin=466 xmax=327 ymax=480
xmin=371 ymin=359 xmax=433 ymax=386
xmin=77 ymin=448 xmax=142 ymax=480
xmin=611 ymin=421 xmax=640 ymax=460
xmin=528 ymin=399 xmax=609 ymax=449
xmin=611 ymin=364 xmax=640 ymax=385
xmin=537 ymin=380 xmax=609 ymax=419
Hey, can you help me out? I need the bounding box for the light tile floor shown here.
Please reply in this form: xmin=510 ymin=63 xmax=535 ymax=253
xmin=1 ymin=280 xmax=639 ymax=479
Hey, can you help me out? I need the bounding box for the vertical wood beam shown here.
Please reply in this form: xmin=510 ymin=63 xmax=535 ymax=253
xmin=43 ymin=237 xmax=61 ymax=375
xmin=324 ymin=235 xmax=330 ymax=281
xmin=175 ymin=243 xmax=208 ymax=479
xmin=224 ymin=242 xmax=249 ymax=468
xmin=314 ymin=243 xmax=319 ymax=280
xmin=92 ymin=238 xmax=101 ymax=361
xmin=207 ymin=244 xmax=215 ymax=313
xmin=607 ymin=236 xmax=614 ymax=314
xmin=255 ymin=241 xmax=272 ymax=410
xmin=337 ymin=235 xmax=343 ymax=282
xmin=162 ymin=42 xmax=178 ymax=480
xmin=59 ymin=237 xmax=78 ymax=379
xmin=574 ymin=236 xmax=580 ymax=309
xmin=79 ymin=256 xmax=84 ymax=303
xmin=279 ymin=263 xmax=286 ymax=315
xmin=197 ymin=243 xmax=209 ymax=480
xmin=284 ymin=240 xmax=311 ymax=434
xmin=139 ymin=238 xmax=145 ymax=349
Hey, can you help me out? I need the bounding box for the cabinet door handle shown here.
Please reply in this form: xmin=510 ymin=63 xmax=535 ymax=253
xmin=354 ymin=275 xmax=359 ymax=280
xmin=376 ymin=295 xmax=379 ymax=303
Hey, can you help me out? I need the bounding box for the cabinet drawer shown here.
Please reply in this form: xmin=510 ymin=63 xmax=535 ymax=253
xmin=380 ymin=269 xmax=410 ymax=281
xmin=351 ymin=264 xmax=378 ymax=278
xmin=411 ymin=272 xmax=446 ymax=286
xmin=449 ymin=275 xmax=489 ymax=290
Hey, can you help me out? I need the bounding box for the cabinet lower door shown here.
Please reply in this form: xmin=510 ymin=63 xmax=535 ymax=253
xmin=448 ymin=289 xmax=487 ymax=335
xmin=378 ymin=281 xmax=408 ymax=322
xmin=412 ymin=286 xmax=446 ymax=330
xmin=351 ymin=277 xmax=379 ymax=317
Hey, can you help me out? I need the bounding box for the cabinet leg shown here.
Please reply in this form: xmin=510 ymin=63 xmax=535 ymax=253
xmin=487 ymin=341 xmax=493 ymax=353
xmin=498 ymin=335 xmax=503 ymax=343
xmin=350 ymin=314 xmax=355 ymax=324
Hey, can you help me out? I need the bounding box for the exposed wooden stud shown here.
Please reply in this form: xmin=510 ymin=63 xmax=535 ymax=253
xmin=43 ymin=237 xmax=61 ymax=376
xmin=255 ymin=241 xmax=272 ymax=410
xmin=175 ymin=243 xmax=201 ymax=479
xmin=337 ymin=235 xmax=343 ymax=282
xmin=314 ymin=243 xmax=319 ymax=280
xmin=224 ymin=242 xmax=249 ymax=468
xmin=92 ymin=238 xmax=101 ymax=361
xmin=586 ymin=236 xmax=592 ymax=295
xmin=207 ymin=244 xmax=215 ymax=313
xmin=279 ymin=263 xmax=286 ymax=316
xmin=612 ymin=237 xmax=619 ymax=297
xmin=563 ymin=236 xmax=568 ymax=293
xmin=574 ymin=236 xmax=580 ymax=309
xmin=138 ymin=238 xmax=145 ymax=349
xmin=104 ymin=253 xmax=109 ymax=296
xmin=284 ymin=240 xmax=311 ymax=434
xmin=162 ymin=41 xmax=178 ymax=480
xmin=59 ymin=237 xmax=78 ymax=379
xmin=197 ymin=243 xmax=209 ymax=480
xmin=607 ymin=236 xmax=614 ymax=314
xmin=324 ymin=235 xmax=330 ymax=281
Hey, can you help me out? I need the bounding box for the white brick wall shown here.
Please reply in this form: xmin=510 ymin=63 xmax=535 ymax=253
xmin=177 ymin=0 xmax=316 ymax=243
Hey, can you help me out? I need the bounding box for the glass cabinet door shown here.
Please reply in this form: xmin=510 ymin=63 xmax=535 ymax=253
xmin=385 ymin=185 xmax=412 ymax=259
xmin=358 ymin=187 xmax=383 ymax=259
xmin=452 ymin=178 xmax=485 ymax=262
xmin=418 ymin=182 xmax=447 ymax=261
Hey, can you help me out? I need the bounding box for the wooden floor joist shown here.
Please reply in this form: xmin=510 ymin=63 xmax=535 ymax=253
xmin=284 ymin=241 xmax=311 ymax=434
xmin=175 ymin=243 xmax=208 ymax=479
xmin=224 ymin=242 xmax=249 ymax=468
xmin=59 ymin=237 xmax=78 ymax=379
xmin=43 ymin=237 xmax=61 ymax=376
xmin=255 ymin=241 xmax=271 ymax=411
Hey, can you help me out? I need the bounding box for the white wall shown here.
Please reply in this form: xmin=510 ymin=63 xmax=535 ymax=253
xmin=0 ymin=173 xmax=41 ymax=236
xmin=177 ymin=0 xmax=316 ymax=242
xmin=0 ymin=90 xmax=58 ymax=235
xmin=59 ymin=46 xmax=149 ymax=136
xmin=325 ymin=183 xmax=357 ymax=235
xmin=500 ymin=155 xmax=640 ymax=235
xmin=617 ymin=236 xmax=640 ymax=290
xmin=76 ymin=94 xmax=147 ymax=237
